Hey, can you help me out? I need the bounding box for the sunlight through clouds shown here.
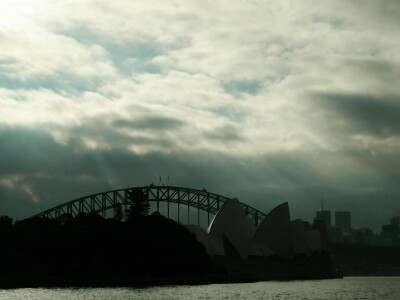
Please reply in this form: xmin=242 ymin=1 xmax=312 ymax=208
xmin=1 ymin=0 xmax=400 ymax=231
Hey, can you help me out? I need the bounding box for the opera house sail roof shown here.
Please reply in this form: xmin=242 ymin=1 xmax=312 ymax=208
xmin=253 ymin=202 xmax=293 ymax=259
xmin=207 ymin=199 xmax=257 ymax=259
xmin=188 ymin=198 xmax=323 ymax=261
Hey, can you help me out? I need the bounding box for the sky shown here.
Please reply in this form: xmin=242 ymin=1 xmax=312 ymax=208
xmin=1 ymin=0 xmax=399 ymax=232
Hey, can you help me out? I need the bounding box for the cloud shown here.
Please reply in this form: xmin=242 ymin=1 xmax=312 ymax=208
xmin=204 ymin=125 xmax=243 ymax=143
xmin=1 ymin=1 xmax=400 ymax=233
xmin=0 ymin=29 xmax=116 ymax=85
xmin=1 ymin=126 xmax=399 ymax=232
xmin=113 ymin=116 xmax=186 ymax=131
xmin=311 ymin=92 xmax=400 ymax=138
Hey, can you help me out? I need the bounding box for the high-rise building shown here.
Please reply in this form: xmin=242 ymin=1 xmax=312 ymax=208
xmin=315 ymin=210 xmax=331 ymax=227
xmin=335 ymin=211 xmax=351 ymax=229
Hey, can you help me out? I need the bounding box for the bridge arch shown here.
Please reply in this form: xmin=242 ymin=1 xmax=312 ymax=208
xmin=33 ymin=185 xmax=266 ymax=227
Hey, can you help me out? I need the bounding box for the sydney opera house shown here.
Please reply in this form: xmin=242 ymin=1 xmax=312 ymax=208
xmin=187 ymin=199 xmax=323 ymax=260
xmin=187 ymin=199 xmax=339 ymax=279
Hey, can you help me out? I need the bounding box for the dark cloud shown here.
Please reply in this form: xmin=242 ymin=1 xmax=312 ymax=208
xmin=343 ymin=58 xmax=400 ymax=86
xmin=0 ymin=126 xmax=64 ymax=175
xmin=311 ymin=92 xmax=400 ymax=137
xmin=347 ymin=1 xmax=400 ymax=26
xmin=113 ymin=116 xmax=186 ymax=131
xmin=203 ymin=125 xmax=243 ymax=143
xmin=1 ymin=126 xmax=399 ymax=232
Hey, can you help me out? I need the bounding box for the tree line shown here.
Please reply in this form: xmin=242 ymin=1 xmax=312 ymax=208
xmin=0 ymin=188 xmax=210 ymax=281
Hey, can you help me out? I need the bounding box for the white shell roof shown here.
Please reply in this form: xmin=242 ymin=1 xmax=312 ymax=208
xmin=208 ymin=198 xmax=257 ymax=259
xmin=253 ymin=202 xmax=293 ymax=259
xmin=188 ymin=199 xmax=318 ymax=260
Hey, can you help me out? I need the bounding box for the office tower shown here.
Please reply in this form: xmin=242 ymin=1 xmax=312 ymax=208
xmin=316 ymin=210 xmax=331 ymax=227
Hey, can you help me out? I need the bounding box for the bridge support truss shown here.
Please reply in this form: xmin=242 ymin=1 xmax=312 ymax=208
xmin=33 ymin=185 xmax=266 ymax=227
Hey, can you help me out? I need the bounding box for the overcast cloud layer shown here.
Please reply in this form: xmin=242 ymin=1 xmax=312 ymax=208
xmin=1 ymin=0 xmax=400 ymax=231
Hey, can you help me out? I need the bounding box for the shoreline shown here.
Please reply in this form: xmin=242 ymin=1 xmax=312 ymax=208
xmin=0 ymin=272 xmax=343 ymax=289
xmin=4 ymin=272 xmax=400 ymax=289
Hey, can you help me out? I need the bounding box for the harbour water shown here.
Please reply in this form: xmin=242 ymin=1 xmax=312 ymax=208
xmin=1 ymin=277 xmax=399 ymax=299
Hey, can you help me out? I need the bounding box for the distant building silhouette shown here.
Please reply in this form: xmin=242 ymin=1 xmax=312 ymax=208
xmin=312 ymin=219 xmax=329 ymax=249
xmin=381 ymin=215 xmax=400 ymax=247
xmin=328 ymin=226 xmax=343 ymax=244
xmin=335 ymin=211 xmax=351 ymax=229
xmin=315 ymin=210 xmax=331 ymax=227
xmin=390 ymin=216 xmax=400 ymax=228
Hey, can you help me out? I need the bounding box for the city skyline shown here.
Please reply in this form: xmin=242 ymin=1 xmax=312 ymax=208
xmin=1 ymin=1 xmax=400 ymax=232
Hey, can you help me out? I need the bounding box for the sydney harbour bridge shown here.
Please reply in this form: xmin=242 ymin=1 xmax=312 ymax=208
xmin=34 ymin=185 xmax=266 ymax=227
